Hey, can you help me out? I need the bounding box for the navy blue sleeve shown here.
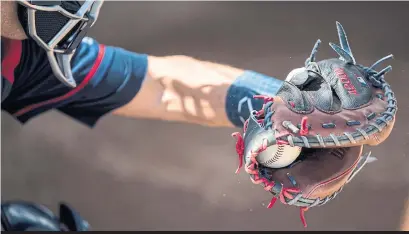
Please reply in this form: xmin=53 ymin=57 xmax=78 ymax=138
xmin=57 ymin=37 xmax=148 ymax=126
xmin=1 ymin=37 xmax=148 ymax=127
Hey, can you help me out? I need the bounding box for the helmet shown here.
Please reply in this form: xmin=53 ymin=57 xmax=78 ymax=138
xmin=16 ymin=0 xmax=104 ymax=88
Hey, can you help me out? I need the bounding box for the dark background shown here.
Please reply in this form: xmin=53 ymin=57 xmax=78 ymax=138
xmin=2 ymin=2 xmax=409 ymax=231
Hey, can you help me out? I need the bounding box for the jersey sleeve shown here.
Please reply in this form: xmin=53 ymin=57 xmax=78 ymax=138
xmin=1 ymin=37 xmax=148 ymax=127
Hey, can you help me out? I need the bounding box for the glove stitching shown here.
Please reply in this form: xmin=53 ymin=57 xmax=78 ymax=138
xmin=232 ymin=22 xmax=397 ymax=229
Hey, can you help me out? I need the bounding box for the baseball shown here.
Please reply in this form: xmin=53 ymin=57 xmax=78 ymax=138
xmin=256 ymin=144 xmax=302 ymax=168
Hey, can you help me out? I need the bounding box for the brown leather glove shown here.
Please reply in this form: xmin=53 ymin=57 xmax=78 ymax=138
xmin=232 ymin=22 xmax=397 ymax=227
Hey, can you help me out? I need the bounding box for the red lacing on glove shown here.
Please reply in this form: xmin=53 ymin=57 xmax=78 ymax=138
xmin=232 ymin=135 xmax=310 ymax=227
xmin=266 ymin=190 xmax=309 ymax=228
xmin=243 ymin=119 xmax=249 ymax=132
xmin=288 ymin=101 xmax=296 ymax=108
xmin=299 ymin=116 xmax=309 ymax=136
xmin=232 ymin=128 xmax=292 ymax=173
xmin=253 ymin=95 xmax=274 ymax=103
xmin=232 ymin=132 xmax=245 ymax=174
xmin=232 ymin=96 xmax=311 ymax=227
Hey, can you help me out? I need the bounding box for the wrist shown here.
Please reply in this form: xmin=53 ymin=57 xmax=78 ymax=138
xmin=225 ymin=70 xmax=284 ymax=128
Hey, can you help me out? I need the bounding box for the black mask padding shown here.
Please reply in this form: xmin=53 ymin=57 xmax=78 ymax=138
xmin=17 ymin=1 xmax=82 ymax=44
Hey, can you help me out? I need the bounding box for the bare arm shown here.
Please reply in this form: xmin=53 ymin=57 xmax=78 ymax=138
xmin=113 ymin=55 xmax=245 ymax=128
xmin=2 ymin=1 xmax=281 ymax=128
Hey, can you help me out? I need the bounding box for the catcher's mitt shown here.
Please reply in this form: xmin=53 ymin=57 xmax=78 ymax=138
xmin=232 ymin=22 xmax=397 ymax=227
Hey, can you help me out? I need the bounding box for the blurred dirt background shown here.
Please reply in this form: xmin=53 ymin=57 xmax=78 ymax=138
xmin=2 ymin=1 xmax=409 ymax=231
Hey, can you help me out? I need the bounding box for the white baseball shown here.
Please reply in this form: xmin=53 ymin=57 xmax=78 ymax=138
xmin=256 ymin=144 xmax=302 ymax=168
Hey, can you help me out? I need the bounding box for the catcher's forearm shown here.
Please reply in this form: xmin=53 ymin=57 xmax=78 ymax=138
xmin=114 ymin=55 xmax=283 ymax=128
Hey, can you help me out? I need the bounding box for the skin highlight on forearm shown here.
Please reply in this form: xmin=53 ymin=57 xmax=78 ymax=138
xmin=114 ymin=55 xmax=244 ymax=128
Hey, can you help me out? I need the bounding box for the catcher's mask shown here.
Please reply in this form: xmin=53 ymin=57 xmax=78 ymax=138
xmin=17 ymin=0 xmax=104 ymax=88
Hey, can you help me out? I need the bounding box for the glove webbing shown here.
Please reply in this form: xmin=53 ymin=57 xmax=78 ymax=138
xmin=257 ymin=55 xmax=396 ymax=148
